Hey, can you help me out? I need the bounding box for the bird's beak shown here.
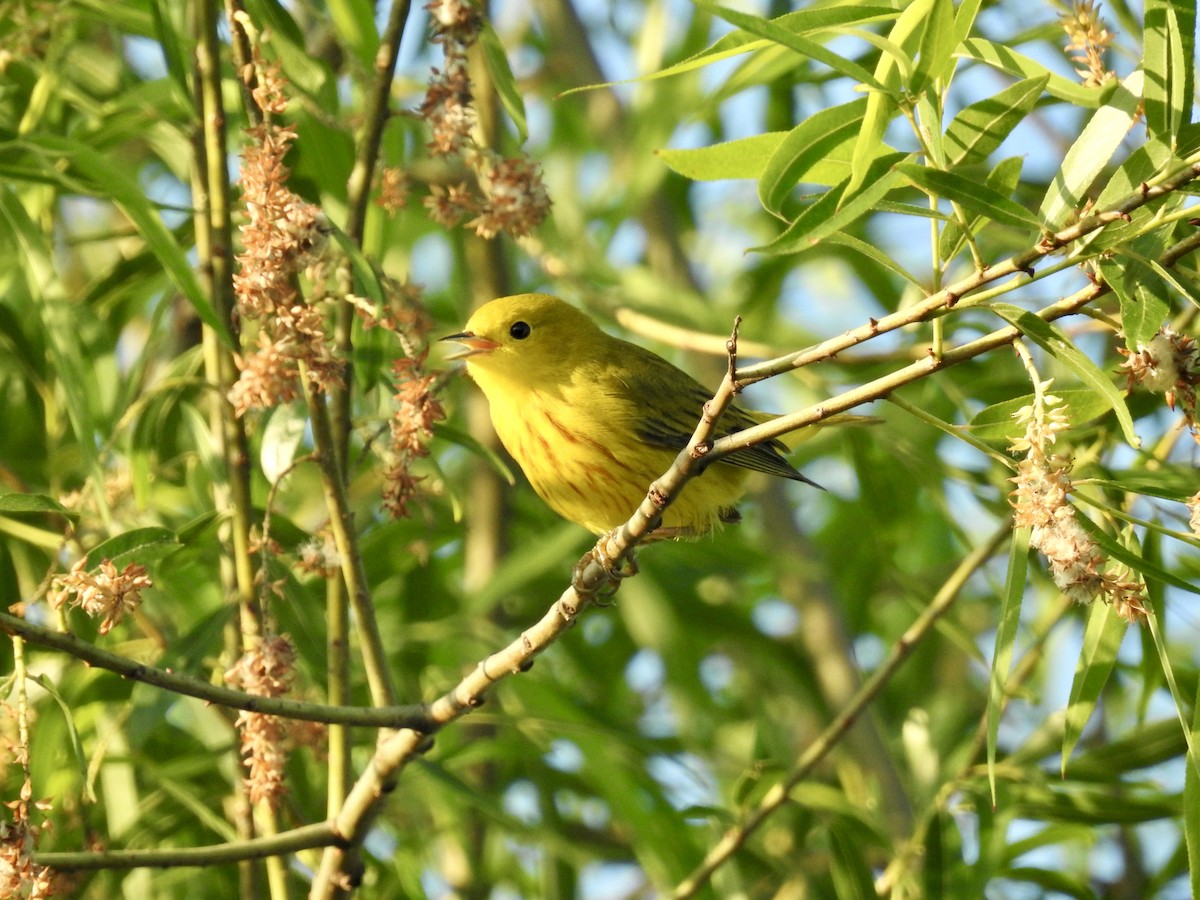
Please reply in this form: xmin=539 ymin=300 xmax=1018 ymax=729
xmin=440 ymin=331 xmax=500 ymax=361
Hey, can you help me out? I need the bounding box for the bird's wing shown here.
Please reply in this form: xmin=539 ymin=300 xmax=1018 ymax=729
xmin=612 ymin=351 xmax=817 ymax=485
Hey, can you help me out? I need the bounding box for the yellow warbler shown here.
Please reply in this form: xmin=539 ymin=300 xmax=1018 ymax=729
xmin=442 ymin=293 xmax=820 ymax=536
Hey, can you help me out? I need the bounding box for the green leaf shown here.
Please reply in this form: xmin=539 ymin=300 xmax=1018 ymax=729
xmin=1061 ymin=601 xmax=1127 ymax=776
xmin=952 ymin=0 xmax=985 ymax=45
xmin=1006 ymin=866 xmax=1101 ymax=900
xmin=1187 ymin=678 xmax=1200 ymax=900
xmin=260 ymin=404 xmax=308 ymax=485
xmin=694 ymin=0 xmax=888 ymax=91
xmin=911 ymin=0 xmax=957 ymax=94
xmin=327 ymin=0 xmax=380 ymax=73
xmin=985 ymin=303 xmax=1139 ymax=447
xmin=822 ymin=232 xmax=926 ymax=290
xmin=847 ymin=0 xmax=927 ymax=195
xmin=955 ymin=38 xmax=1110 ymax=107
xmin=1096 ymin=255 xmax=1172 ymax=349
xmin=940 ymin=156 xmax=1024 ymax=260
xmin=560 ymin=5 xmax=897 ymax=97
xmin=480 ymin=22 xmax=528 ymax=144
xmin=829 ymin=822 xmax=876 ymax=900
xmin=1068 ymin=717 xmax=1187 ymax=780
xmin=86 ymin=527 xmax=181 ymax=567
xmin=1038 ymin=70 xmax=1145 ymax=231
xmin=0 ymin=493 xmax=76 ymax=518
xmin=31 ymin=674 xmax=94 ymax=802
xmin=1144 ymin=594 xmax=1200 ymax=818
xmin=753 ymin=151 xmax=908 ymax=255
xmin=656 ymin=133 xmax=786 ymax=182
xmin=944 ymin=74 xmax=1049 ymax=167
xmin=989 ymin=527 xmax=1029 ymax=807
xmin=21 ymin=135 xmax=229 ymax=346
xmin=434 ymin=422 xmax=516 ymax=486
xmin=966 ymin=388 xmax=1115 ymax=442
xmin=1073 ymin=514 xmax=1200 ymax=597
xmin=1143 ymin=0 xmax=1186 ymax=146
xmin=758 ymin=98 xmax=868 ymax=214
xmin=897 ymin=163 xmax=1042 ymax=230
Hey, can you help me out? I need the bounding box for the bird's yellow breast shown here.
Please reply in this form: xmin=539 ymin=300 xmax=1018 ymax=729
xmin=467 ymin=363 xmax=748 ymax=535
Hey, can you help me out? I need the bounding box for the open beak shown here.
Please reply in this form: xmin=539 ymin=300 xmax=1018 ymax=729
xmin=440 ymin=331 xmax=500 ymax=361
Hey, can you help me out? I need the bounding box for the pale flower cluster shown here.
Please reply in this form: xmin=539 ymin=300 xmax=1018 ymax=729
xmin=1008 ymin=382 xmax=1147 ymax=621
xmin=1119 ymin=328 xmax=1200 ymax=440
xmin=229 ymin=46 xmax=332 ymax=416
xmin=418 ymin=0 xmax=550 ymax=240
xmin=1060 ymin=0 xmax=1114 ymax=86
xmin=49 ymin=558 xmax=153 ymax=634
xmin=224 ymin=635 xmax=299 ymax=807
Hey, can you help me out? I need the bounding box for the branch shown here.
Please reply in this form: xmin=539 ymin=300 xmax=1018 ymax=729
xmin=309 ymin=582 xmax=589 ymax=896
xmin=712 ymin=278 xmax=1106 ymax=458
xmin=0 ymin=611 xmax=430 ymax=730
xmin=736 ymin=154 xmax=1200 ymax=385
xmin=300 ymin=368 xmax=399 ymax=709
xmin=714 ymin=216 xmax=1200 ymax=459
xmin=34 ymin=822 xmax=340 ymax=871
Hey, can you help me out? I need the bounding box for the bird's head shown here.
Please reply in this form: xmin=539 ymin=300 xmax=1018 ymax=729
xmin=441 ymin=293 xmax=599 ymax=382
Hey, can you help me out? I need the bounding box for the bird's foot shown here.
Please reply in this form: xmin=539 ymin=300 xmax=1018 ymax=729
xmin=573 ymin=535 xmax=638 ymax=604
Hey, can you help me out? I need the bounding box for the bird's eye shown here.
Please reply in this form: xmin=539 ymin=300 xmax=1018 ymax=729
xmin=509 ymin=321 xmax=531 ymax=340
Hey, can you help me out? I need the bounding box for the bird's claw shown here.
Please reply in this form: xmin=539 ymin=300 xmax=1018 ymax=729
xmin=572 ymin=541 xmax=638 ymax=604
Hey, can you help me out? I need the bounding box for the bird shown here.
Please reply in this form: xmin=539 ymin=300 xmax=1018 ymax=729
xmin=441 ymin=293 xmax=821 ymax=537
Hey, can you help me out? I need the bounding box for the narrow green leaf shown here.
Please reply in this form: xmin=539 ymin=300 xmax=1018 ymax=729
xmin=480 ymin=22 xmax=528 ymax=144
xmin=944 ymin=75 xmax=1049 ymax=167
xmin=327 ymin=0 xmax=380 ymax=73
xmin=656 ymin=133 xmax=786 ymax=181
xmin=1096 ymin=256 xmax=1171 ymax=349
xmin=1072 ymin=514 xmax=1200 ymax=596
xmin=328 ymin=223 xmax=388 ymax=305
xmin=435 ymin=422 xmax=516 ymax=486
xmin=985 ymin=303 xmax=1139 ymax=447
xmin=0 ymin=493 xmax=76 ymax=518
xmin=1038 ymin=70 xmax=1144 ymax=230
xmin=966 ymin=388 xmax=1114 ymax=442
xmin=754 ymin=151 xmax=907 ymax=255
xmin=1143 ymin=0 xmax=1184 ymax=146
xmin=1061 ymin=601 xmax=1127 ymax=776
xmin=147 ymin=0 xmax=191 ymax=97
xmin=1085 ymin=137 xmax=1176 ymax=251
xmin=1068 ymin=717 xmax=1186 ymax=779
xmin=911 ymin=0 xmax=957 ymax=93
xmin=940 ymin=155 xmax=1024 ymax=260
xmin=1187 ymin=678 xmax=1200 ymax=900
xmin=953 ymin=0 xmax=985 ymax=45
xmin=86 ymin=527 xmax=180 ymax=567
xmin=23 ymin=135 xmax=229 ymax=346
xmin=989 ymin=526 xmax=1029 ymax=807
xmin=260 ymin=404 xmax=308 ymax=485
xmin=694 ymin=0 xmax=888 ymax=91
xmin=897 ymin=163 xmax=1042 ymax=230
xmin=758 ymin=99 xmax=868 ymax=213
xmin=956 ymin=39 xmax=1109 ymax=107
xmin=829 ymin=823 xmax=876 ymax=900
xmin=1006 ymin=866 xmax=1103 ymax=899
xmin=847 ymin=0 xmax=928 ymax=195
xmin=1145 ymin=596 xmax=1199 ymax=813
xmin=559 ymin=5 xmax=899 ymax=97
xmin=823 ymin=232 xmax=926 ymax=290
xmin=31 ymin=674 xmax=94 ymax=802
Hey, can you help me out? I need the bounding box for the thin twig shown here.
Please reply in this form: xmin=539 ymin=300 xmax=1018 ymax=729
xmin=0 ymin=610 xmax=430 ymax=729
xmin=735 ymin=154 xmax=1200 ymax=385
xmin=34 ymin=821 xmax=341 ymax=871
